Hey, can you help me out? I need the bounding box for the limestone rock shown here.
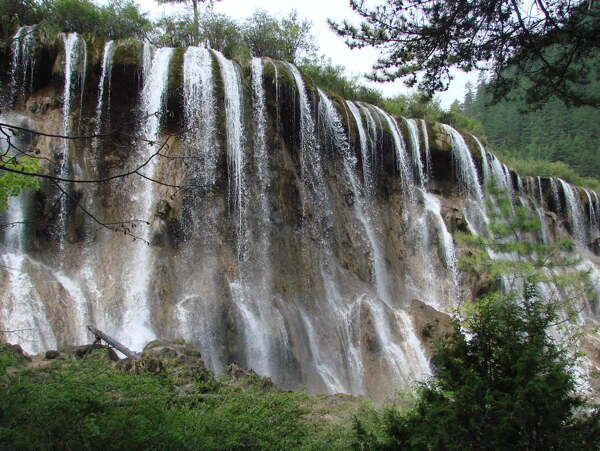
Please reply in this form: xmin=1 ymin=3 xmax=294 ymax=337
xmin=407 ymin=299 xmax=454 ymax=356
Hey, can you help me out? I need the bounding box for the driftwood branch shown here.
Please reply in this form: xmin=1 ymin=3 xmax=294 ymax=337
xmin=87 ymin=325 xmax=141 ymax=360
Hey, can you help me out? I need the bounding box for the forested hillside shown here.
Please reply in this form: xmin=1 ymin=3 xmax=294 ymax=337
xmin=461 ymin=73 xmax=600 ymax=183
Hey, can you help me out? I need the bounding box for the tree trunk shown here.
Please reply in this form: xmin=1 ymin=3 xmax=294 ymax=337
xmin=192 ymin=0 xmax=199 ymax=46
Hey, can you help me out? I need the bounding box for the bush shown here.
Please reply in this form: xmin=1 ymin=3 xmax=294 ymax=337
xmin=35 ymin=0 xmax=149 ymax=40
xmin=0 ymin=345 xmax=321 ymax=450
xmin=352 ymin=191 xmax=600 ymax=450
xmin=301 ymin=57 xmax=383 ymax=105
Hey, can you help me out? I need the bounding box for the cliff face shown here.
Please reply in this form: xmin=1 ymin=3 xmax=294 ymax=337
xmin=1 ymin=30 xmax=599 ymax=401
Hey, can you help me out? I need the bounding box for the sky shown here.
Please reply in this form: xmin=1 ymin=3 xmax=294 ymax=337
xmin=137 ymin=0 xmax=475 ymax=108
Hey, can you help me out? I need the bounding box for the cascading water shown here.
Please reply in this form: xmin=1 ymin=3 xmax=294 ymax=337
xmin=214 ymin=50 xmax=247 ymax=256
xmin=0 ymin=114 xmax=57 ymax=353
xmin=183 ymin=47 xmax=217 ymax=187
xmin=2 ymin=41 xmax=599 ymax=401
xmin=57 ymin=33 xmax=86 ymax=243
xmin=120 ymin=47 xmax=175 ymax=351
xmin=93 ymin=41 xmax=115 ymax=141
xmin=372 ymin=106 xmax=414 ymax=196
xmin=488 ymin=154 xmax=509 ymax=192
xmin=284 ymin=68 xmax=352 ymax=393
xmin=319 ymin=88 xmax=431 ymax=392
xmin=8 ymin=25 xmax=36 ymax=104
xmin=422 ymin=191 xmax=460 ymax=305
xmin=550 ymin=177 xmax=563 ymax=215
xmin=584 ymin=189 xmax=599 ymax=233
xmin=346 ymin=101 xmax=371 ymax=188
xmin=357 ymin=103 xmax=381 ymax=193
xmin=559 ymin=179 xmax=587 ymax=245
xmin=404 ymin=118 xmax=426 ymax=186
xmin=473 ymin=136 xmax=490 ymax=187
xmin=419 ymin=120 xmax=432 ymax=182
xmin=442 ymin=124 xmax=483 ymax=202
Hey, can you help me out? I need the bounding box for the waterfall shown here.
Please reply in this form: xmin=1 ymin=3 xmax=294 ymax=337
xmin=442 ymin=125 xmax=483 ymax=202
xmin=583 ymin=189 xmax=599 ymax=233
xmin=120 ymin=47 xmax=174 ymax=351
xmin=488 ymin=154 xmax=507 ymax=192
xmin=550 ymin=178 xmax=563 ymax=215
xmin=372 ymin=106 xmax=414 ymax=197
xmin=93 ymin=41 xmax=115 ymax=140
xmin=214 ymin=50 xmax=247 ymax=256
xmin=420 ymin=120 xmax=432 ymax=182
xmin=251 ymin=57 xmax=271 ymax=256
xmin=183 ymin=47 xmax=217 ymax=187
xmin=142 ymin=42 xmax=154 ymax=81
xmin=404 ymin=118 xmax=425 ymax=186
xmin=2 ymin=41 xmax=600 ymax=401
xmin=559 ymin=179 xmax=587 ymax=245
xmin=422 ymin=191 xmax=460 ymax=303
xmin=0 ymin=113 xmax=57 ymax=353
xmin=283 ymin=63 xmax=331 ymax=228
xmin=346 ymin=101 xmax=370 ymax=187
xmin=516 ymin=175 xmax=525 ymax=197
xmin=285 ymin=64 xmax=347 ymax=393
xmin=8 ymin=25 xmax=36 ymax=104
xmin=226 ymin=56 xmax=280 ymax=378
xmin=56 ymin=33 xmax=87 ymax=244
xmin=473 ymin=136 xmax=490 ymax=187
xmin=358 ymin=103 xmax=381 ymax=194
xmin=319 ymin=89 xmax=430 ymax=392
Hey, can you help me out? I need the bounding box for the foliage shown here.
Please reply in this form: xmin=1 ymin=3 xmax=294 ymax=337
xmin=242 ymin=9 xmax=317 ymax=64
xmin=0 ymin=346 xmax=323 ymax=450
xmin=0 ymin=156 xmax=40 ymax=211
xmin=41 ymin=0 xmax=150 ymax=40
xmin=155 ymin=0 xmax=221 ymax=46
xmin=499 ymin=157 xmax=600 ymax=193
xmin=462 ymin=74 xmax=600 ymax=184
xmin=0 ymin=0 xmax=42 ymax=36
xmin=330 ymin=0 xmax=600 ymax=108
xmin=1 ymin=0 xmax=151 ymax=40
xmin=352 ymin=190 xmax=600 ymax=450
xmin=301 ymin=56 xmax=383 ymax=105
xmin=152 ymin=11 xmax=242 ymax=53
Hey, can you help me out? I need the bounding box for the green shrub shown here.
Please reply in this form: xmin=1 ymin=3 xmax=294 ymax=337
xmin=0 ymin=347 xmax=323 ymax=450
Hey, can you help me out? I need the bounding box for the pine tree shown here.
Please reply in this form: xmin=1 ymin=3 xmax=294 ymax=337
xmin=352 ymin=191 xmax=600 ymax=450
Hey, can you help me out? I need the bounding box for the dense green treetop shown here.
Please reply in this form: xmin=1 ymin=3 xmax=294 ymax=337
xmin=330 ymin=0 xmax=600 ymax=109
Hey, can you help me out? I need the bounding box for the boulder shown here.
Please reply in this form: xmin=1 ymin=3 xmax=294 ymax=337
xmin=407 ymin=299 xmax=454 ymax=356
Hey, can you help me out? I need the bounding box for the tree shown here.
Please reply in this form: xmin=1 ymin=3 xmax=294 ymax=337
xmin=0 ymin=0 xmax=42 ymax=36
xmin=352 ymin=191 xmax=600 ymax=449
xmin=330 ymin=0 xmax=600 ymax=109
xmin=156 ymin=0 xmax=222 ymax=46
xmin=242 ymin=9 xmax=316 ymax=63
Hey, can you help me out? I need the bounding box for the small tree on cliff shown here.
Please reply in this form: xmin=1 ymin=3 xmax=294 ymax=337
xmin=352 ymin=191 xmax=600 ymax=449
xmin=156 ymin=0 xmax=222 ymax=46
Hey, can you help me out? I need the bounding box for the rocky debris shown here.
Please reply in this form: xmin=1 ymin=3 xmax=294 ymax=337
xmin=226 ymin=363 xmax=276 ymax=390
xmin=407 ymin=299 xmax=454 ymax=356
xmin=117 ymin=340 xmax=210 ymax=385
xmin=26 ymin=96 xmax=59 ymax=115
xmin=44 ymin=350 xmax=62 ymax=359
xmin=73 ymin=343 xmax=119 ymax=362
xmin=443 ymin=207 xmax=469 ymax=234
xmin=5 ymin=343 xmax=32 ymax=362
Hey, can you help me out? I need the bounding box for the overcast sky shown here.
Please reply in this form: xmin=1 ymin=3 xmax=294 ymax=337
xmin=137 ymin=0 xmax=474 ymax=108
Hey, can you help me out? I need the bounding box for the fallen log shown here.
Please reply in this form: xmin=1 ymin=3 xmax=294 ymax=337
xmin=87 ymin=325 xmax=141 ymax=361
